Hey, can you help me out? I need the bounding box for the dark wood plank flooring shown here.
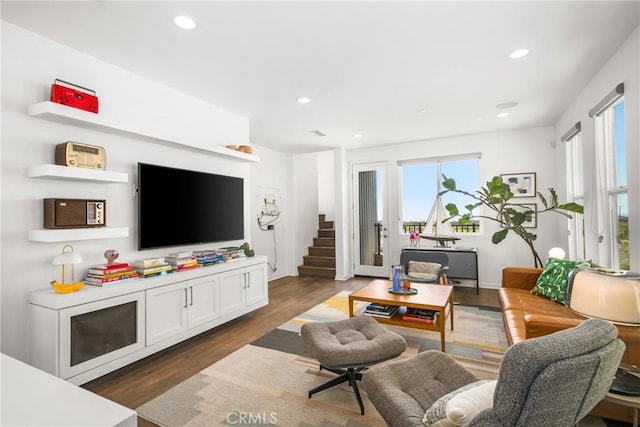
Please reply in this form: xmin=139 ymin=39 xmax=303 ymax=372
xmin=83 ymin=276 xmax=499 ymax=426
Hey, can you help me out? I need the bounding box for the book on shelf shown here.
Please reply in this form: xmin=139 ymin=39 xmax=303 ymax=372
xmin=88 ymin=264 xmax=133 ymax=276
xmin=83 ymin=274 xmax=138 ymax=287
xmin=401 ymin=314 xmax=436 ymax=324
xmin=134 ymin=264 xmax=173 ymax=276
xmin=132 ymin=257 xmax=165 ymax=269
xmin=167 ymin=251 xmax=192 ymax=259
xmin=173 ymin=263 xmax=200 ymax=272
xmin=85 ymin=271 xmax=139 ymax=282
xmin=364 ymin=303 xmax=399 ymax=318
xmin=405 ymin=308 xmax=437 ymax=318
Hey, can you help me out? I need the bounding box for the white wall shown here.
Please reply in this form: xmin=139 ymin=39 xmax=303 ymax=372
xmin=292 ymin=153 xmax=319 ymax=271
xmin=345 ymin=126 xmax=559 ymax=288
xmin=250 ymin=145 xmax=291 ymax=280
xmin=555 ymin=26 xmax=639 ymax=271
xmin=0 ymin=22 xmax=260 ymax=361
xmin=317 ymin=151 xmax=335 ymax=221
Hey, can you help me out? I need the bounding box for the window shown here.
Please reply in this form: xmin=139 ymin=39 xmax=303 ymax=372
xmin=565 ymin=130 xmax=585 ymax=260
xmin=594 ymin=97 xmax=629 ymax=269
xmin=400 ymin=155 xmax=481 ymax=235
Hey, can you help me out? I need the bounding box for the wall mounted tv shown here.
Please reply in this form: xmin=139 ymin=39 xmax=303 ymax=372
xmin=137 ymin=163 xmax=244 ymax=250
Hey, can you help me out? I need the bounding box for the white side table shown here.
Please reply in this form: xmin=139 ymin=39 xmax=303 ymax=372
xmin=605 ymin=392 xmax=640 ymax=427
xmin=1 ymin=354 xmax=137 ymax=426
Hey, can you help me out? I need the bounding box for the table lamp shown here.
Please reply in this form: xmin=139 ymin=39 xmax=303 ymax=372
xmin=566 ymin=269 xmax=640 ymax=325
xmin=51 ymin=244 xmax=84 ymax=293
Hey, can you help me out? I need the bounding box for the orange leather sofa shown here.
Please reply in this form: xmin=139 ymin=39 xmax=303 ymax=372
xmin=500 ymin=266 xmax=640 ymax=423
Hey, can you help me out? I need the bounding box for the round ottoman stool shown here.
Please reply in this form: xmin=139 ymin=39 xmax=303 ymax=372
xmin=300 ymin=315 xmax=407 ymax=414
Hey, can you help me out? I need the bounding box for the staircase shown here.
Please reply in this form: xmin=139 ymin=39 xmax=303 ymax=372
xmin=297 ymin=214 xmax=336 ymax=278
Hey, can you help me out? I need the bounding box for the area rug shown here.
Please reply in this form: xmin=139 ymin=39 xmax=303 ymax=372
xmin=136 ymin=291 xmax=606 ymax=426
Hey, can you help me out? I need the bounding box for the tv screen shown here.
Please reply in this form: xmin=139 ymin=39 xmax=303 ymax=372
xmin=138 ymin=163 xmax=244 ymax=250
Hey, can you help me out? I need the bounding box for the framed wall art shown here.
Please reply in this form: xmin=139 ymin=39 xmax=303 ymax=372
xmin=501 ymin=172 xmax=536 ymax=198
xmin=505 ymin=203 xmax=537 ymax=228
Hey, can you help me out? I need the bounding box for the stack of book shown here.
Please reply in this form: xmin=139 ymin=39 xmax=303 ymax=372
xmin=219 ymin=247 xmax=246 ymax=261
xmin=364 ymin=303 xmax=399 ymax=318
xmin=132 ymin=258 xmax=173 ymax=278
xmin=193 ymin=250 xmax=224 ymax=266
xmin=165 ymin=251 xmax=199 ymax=272
xmin=402 ymin=308 xmax=438 ymax=324
xmin=84 ymin=262 xmax=138 ymax=287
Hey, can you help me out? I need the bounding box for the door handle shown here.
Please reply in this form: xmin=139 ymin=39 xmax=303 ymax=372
xmin=189 ymin=286 xmax=194 ymax=306
xmin=183 ymin=288 xmax=188 ymax=308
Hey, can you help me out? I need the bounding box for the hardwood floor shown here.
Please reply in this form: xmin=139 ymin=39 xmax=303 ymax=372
xmin=82 ymin=276 xmax=499 ymax=425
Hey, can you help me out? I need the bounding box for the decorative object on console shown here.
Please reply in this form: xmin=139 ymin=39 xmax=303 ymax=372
xmin=55 ymin=141 xmax=106 ymax=170
xmin=548 ymin=247 xmax=566 ymax=260
xmin=566 ymin=269 xmax=640 ymax=325
xmin=104 ymin=249 xmax=119 ymax=265
xmin=240 ymin=242 xmax=255 ymax=257
xmin=44 ymin=198 xmax=106 ymax=229
xmin=441 ymin=175 xmax=583 ymax=267
xmin=50 ymin=79 xmax=99 ymax=113
xmin=237 ymin=145 xmax=253 ymax=154
xmin=51 ymin=244 xmax=84 ymax=293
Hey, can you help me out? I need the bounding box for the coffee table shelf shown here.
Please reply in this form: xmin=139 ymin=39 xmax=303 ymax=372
xmin=349 ymin=279 xmax=454 ymax=351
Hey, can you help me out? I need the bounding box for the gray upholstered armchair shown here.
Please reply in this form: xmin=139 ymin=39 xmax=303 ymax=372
xmin=363 ymin=318 xmax=624 ymax=427
xmin=400 ymin=250 xmax=449 ymax=284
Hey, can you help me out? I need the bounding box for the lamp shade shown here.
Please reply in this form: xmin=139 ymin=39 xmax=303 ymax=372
xmin=566 ymin=269 xmax=640 ymax=325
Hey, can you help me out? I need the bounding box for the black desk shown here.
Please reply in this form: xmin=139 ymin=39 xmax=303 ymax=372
xmin=402 ymin=247 xmax=479 ymax=294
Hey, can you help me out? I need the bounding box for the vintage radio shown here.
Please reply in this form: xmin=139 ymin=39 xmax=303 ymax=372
xmin=55 ymin=142 xmax=106 ymax=170
xmin=44 ymin=199 xmax=106 ymax=229
xmin=50 ymin=79 xmax=99 ymax=113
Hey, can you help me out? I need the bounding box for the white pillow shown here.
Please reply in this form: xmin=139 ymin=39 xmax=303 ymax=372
xmin=423 ymin=380 xmax=497 ymax=427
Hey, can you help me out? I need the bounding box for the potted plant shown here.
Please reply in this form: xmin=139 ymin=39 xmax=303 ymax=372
xmin=440 ymin=175 xmax=583 ymax=268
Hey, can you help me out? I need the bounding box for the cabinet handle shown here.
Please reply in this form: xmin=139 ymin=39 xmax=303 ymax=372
xmin=184 ymin=288 xmax=188 ymax=308
xmin=189 ymin=286 xmax=194 ymax=306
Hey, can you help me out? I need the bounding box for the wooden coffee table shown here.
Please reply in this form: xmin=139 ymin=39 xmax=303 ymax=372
xmin=349 ymin=279 xmax=454 ymax=351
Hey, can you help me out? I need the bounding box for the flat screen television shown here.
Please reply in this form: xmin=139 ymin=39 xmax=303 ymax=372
xmin=137 ymin=163 xmax=244 ymax=250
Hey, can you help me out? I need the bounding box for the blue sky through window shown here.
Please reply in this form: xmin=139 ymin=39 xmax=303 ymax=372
xmin=401 ymin=159 xmax=480 ymax=223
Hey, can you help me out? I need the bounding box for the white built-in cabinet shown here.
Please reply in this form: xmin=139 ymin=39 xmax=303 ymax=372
xmin=219 ymin=263 xmax=268 ymax=316
xmin=29 ymin=256 xmax=268 ymax=385
xmin=146 ymin=274 xmax=219 ymax=345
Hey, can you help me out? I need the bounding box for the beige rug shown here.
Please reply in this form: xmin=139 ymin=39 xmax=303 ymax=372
xmin=136 ymin=291 xmax=606 ymax=426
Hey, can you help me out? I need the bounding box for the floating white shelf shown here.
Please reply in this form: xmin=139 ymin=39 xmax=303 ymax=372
xmin=28 ymin=227 xmax=129 ymax=243
xmin=28 ymin=164 xmax=129 ymax=183
xmin=27 ymin=102 xmax=260 ymax=163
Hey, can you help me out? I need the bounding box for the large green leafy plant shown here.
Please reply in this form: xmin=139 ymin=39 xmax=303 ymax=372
xmin=441 ymin=175 xmax=583 ymax=268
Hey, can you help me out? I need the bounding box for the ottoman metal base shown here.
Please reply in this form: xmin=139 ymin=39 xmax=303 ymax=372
xmin=309 ymin=366 xmax=365 ymax=415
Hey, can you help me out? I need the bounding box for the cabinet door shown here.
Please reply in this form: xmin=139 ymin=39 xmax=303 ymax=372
xmin=219 ymin=269 xmax=245 ymax=316
xmin=146 ymin=281 xmax=187 ymax=345
xmin=245 ymin=263 xmax=268 ymax=306
xmin=187 ymin=274 xmax=219 ymax=329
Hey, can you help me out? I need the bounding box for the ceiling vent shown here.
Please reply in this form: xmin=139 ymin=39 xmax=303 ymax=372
xmin=309 ymin=130 xmax=327 ymax=137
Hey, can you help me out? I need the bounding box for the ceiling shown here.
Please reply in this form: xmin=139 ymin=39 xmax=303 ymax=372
xmin=2 ymin=1 xmax=639 ymax=153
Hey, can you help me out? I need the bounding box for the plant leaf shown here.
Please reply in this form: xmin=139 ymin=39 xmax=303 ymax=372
xmin=445 ymin=203 xmax=459 ymax=216
xmin=492 ymin=229 xmax=509 ymax=244
xmin=556 ymin=202 xmax=584 ymax=213
xmin=537 ymin=191 xmax=548 ymax=208
xmin=442 ymin=176 xmax=457 ymax=191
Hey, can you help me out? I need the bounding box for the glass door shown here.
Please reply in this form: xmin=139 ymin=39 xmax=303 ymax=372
xmin=352 ymin=162 xmax=388 ymax=277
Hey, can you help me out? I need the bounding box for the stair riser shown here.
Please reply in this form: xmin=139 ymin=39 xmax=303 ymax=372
xmin=303 ymin=256 xmax=336 ymax=268
xmin=319 ymin=214 xmax=326 ymax=222
xmin=319 ymin=221 xmax=334 ymax=230
xmin=313 ymin=238 xmax=335 ymax=247
xmin=309 ymin=247 xmax=335 ymax=257
xmin=298 ymin=266 xmax=336 ymax=278
xmin=318 ymin=229 xmax=335 ymax=238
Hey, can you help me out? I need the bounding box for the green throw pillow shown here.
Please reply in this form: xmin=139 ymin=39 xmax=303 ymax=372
xmin=531 ymin=258 xmax=586 ymax=304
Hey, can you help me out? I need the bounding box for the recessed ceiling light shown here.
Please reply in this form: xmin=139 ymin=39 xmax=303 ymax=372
xmin=497 ymin=112 xmax=510 ymax=118
xmin=297 ymin=97 xmax=311 ymax=104
xmin=174 ymin=15 xmax=196 ymax=30
xmin=496 ymin=102 xmax=518 ymax=109
xmin=508 ymin=49 xmax=529 ymax=59
xmin=420 ymin=108 xmax=428 ymax=113
xmin=353 ymin=133 xmax=363 ymax=138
